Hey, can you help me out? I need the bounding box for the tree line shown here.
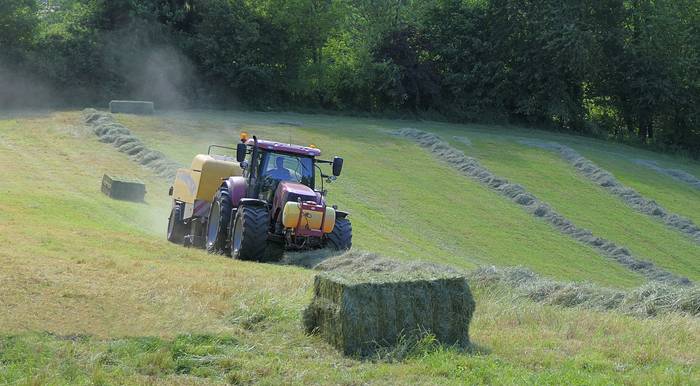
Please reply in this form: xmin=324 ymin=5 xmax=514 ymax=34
xmin=1 ymin=0 xmax=699 ymax=155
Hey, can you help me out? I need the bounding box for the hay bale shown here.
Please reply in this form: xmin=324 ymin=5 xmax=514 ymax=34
xmin=109 ymin=100 xmax=155 ymax=115
xmin=303 ymin=270 xmax=475 ymax=357
xmin=101 ymin=174 xmax=146 ymax=202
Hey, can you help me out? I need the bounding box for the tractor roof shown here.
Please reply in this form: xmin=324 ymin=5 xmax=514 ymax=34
xmin=246 ymin=139 xmax=321 ymax=157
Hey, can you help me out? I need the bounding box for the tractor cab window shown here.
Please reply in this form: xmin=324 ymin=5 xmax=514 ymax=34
xmin=262 ymin=153 xmax=314 ymax=187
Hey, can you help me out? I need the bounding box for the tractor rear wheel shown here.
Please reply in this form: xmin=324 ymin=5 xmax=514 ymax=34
xmin=167 ymin=203 xmax=186 ymax=244
xmin=206 ymin=188 xmax=232 ymax=255
xmin=231 ymin=206 xmax=269 ymax=261
xmin=326 ymin=217 xmax=352 ymax=250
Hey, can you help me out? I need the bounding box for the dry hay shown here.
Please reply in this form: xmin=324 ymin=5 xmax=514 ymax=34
xmin=303 ymin=253 xmax=475 ymax=357
xmin=109 ymin=100 xmax=155 ymax=115
xmin=519 ymin=139 xmax=700 ymax=245
xmin=633 ymin=159 xmax=700 ymax=191
xmin=469 ymin=266 xmax=700 ymax=317
xmin=395 ymin=128 xmax=691 ymax=286
xmin=82 ymin=109 xmax=181 ymax=180
xmin=282 ymin=249 xmax=461 ymax=276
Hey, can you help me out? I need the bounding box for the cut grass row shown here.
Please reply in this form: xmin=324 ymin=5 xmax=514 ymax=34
xmin=450 ymin=137 xmax=700 ymax=282
xmin=430 ymin=121 xmax=700 ymax=229
xmin=575 ymin=145 xmax=700 ymax=227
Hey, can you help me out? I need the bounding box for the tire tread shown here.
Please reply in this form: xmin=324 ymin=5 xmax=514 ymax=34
xmin=326 ymin=217 xmax=352 ymax=250
xmin=235 ymin=206 xmax=269 ymax=260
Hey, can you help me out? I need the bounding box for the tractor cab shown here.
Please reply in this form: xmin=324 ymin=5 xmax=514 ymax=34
xmin=239 ymin=139 xmax=318 ymax=202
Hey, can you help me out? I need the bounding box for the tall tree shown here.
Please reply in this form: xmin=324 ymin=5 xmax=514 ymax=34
xmin=0 ymin=0 xmax=38 ymax=65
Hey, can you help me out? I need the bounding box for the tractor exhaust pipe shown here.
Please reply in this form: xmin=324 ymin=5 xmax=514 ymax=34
xmin=247 ymin=136 xmax=259 ymax=198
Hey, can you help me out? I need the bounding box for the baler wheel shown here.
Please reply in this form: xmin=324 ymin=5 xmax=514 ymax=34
xmin=167 ymin=203 xmax=186 ymax=244
xmin=231 ymin=206 xmax=269 ymax=261
xmin=206 ymin=188 xmax=232 ymax=255
xmin=326 ymin=217 xmax=352 ymax=250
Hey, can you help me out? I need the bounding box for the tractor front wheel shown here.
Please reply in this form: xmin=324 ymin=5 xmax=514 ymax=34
xmin=206 ymin=188 xmax=232 ymax=255
xmin=167 ymin=203 xmax=186 ymax=244
xmin=231 ymin=206 xmax=269 ymax=261
xmin=326 ymin=217 xmax=352 ymax=250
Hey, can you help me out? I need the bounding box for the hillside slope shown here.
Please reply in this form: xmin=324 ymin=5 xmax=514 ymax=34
xmin=458 ymin=137 xmax=700 ymax=281
xmin=119 ymin=110 xmax=699 ymax=286
xmin=0 ymin=111 xmax=697 ymax=384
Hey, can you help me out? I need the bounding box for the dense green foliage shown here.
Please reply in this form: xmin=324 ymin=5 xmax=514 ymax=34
xmin=1 ymin=0 xmax=698 ymax=154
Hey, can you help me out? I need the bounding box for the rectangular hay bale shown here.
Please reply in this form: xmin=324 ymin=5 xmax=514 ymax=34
xmin=303 ymin=271 xmax=475 ymax=356
xmin=101 ymin=174 xmax=146 ymax=202
xmin=109 ymin=100 xmax=155 ymax=115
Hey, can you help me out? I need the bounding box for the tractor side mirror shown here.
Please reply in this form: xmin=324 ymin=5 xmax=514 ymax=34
xmin=332 ymin=156 xmax=343 ymax=177
xmin=236 ymin=143 xmax=247 ymax=162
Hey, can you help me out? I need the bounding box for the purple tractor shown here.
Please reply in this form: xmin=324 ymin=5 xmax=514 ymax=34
xmin=167 ymin=132 xmax=351 ymax=260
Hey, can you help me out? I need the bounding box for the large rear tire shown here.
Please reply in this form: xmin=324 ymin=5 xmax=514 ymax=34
xmin=206 ymin=188 xmax=232 ymax=255
xmin=167 ymin=203 xmax=186 ymax=244
xmin=326 ymin=217 xmax=352 ymax=250
xmin=231 ymin=206 xmax=269 ymax=261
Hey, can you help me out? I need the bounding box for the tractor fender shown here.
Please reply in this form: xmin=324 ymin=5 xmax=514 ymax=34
xmin=239 ymin=198 xmax=267 ymax=207
xmin=223 ymin=176 xmax=247 ymax=207
xmin=335 ymin=210 xmax=350 ymax=219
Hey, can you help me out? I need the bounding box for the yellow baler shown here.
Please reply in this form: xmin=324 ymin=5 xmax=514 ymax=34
xmin=168 ymin=152 xmax=243 ymax=247
xmin=173 ymin=154 xmax=243 ymax=205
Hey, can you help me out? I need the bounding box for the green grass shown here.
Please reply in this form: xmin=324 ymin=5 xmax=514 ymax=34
xmin=449 ymin=137 xmax=700 ymax=281
xmin=2 ymin=298 xmax=697 ymax=385
xmin=0 ymin=111 xmax=697 ymax=384
xmin=572 ymin=145 xmax=700 ymax=226
xmin=117 ymin=112 xmax=645 ymax=288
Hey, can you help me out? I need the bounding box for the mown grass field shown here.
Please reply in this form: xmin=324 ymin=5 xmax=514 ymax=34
xmin=0 ymin=110 xmax=698 ymax=384
xmin=119 ymin=111 xmax=648 ymax=288
xmin=454 ymin=138 xmax=700 ymax=281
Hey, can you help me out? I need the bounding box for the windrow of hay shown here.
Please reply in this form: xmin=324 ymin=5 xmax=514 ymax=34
xmin=302 ymin=251 xmax=475 ymax=357
xmin=298 ymin=251 xmax=700 ymax=318
xmin=519 ymin=139 xmax=700 ymax=245
xmin=82 ymin=109 xmax=181 ymax=179
xmin=634 ymin=159 xmax=700 ymax=191
xmin=468 ymin=266 xmax=700 ymax=317
xmin=395 ymin=128 xmax=691 ymax=286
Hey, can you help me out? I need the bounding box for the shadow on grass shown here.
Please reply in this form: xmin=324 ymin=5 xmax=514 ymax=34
xmin=276 ymin=248 xmax=344 ymax=269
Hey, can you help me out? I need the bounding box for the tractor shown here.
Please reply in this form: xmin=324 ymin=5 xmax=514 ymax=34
xmin=167 ymin=132 xmax=351 ymax=260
